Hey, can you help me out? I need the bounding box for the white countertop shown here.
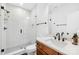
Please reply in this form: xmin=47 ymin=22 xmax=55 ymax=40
xmin=37 ymin=37 xmax=79 ymax=55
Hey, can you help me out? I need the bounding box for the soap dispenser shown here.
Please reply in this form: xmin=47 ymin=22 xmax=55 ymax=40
xmin=72 ymin=33 xmax=78 ymax=45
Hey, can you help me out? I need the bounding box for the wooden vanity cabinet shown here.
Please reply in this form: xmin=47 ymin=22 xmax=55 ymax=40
xmin=37 ymin=41 xmax=63 ymax=55
xmin=58 ymin=52 xmax=63 ymax=55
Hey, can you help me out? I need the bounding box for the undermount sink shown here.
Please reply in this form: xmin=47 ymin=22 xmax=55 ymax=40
xmin=51 ymin=39 xmax=67 ymax=48
xmin=39 ymin=37 xmax=67 ymax=48
xmin=40 ymin=37 xmax=52 ymax=41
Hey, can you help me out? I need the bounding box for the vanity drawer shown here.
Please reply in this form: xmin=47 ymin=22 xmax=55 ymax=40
xmin=37 ymin=47 xmax=48 ymax=55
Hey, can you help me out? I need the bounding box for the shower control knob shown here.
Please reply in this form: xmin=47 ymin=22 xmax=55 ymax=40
xmin=1 ymin=6 xmax=4 ymax=9
xmin=1 ymin=49 xmax=4 ymax=53
xmin=4 ymin=27 xmax=7 ymax=30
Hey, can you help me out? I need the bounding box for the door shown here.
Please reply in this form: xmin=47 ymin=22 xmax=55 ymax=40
xmin=0 ymin=5 xmax=2 ymax=55
xmin=5 ymin=4 xmax=25 ymax=54
xmin=0 ymin=4 xmax=7 ymax=55
xmin=5 ymin=4 xmax=33 ymax=54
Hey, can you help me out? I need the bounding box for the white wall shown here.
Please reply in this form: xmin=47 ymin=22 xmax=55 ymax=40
xmin=36 ymin=3 xmax=49 ymax=37
xmin=30 ymin=6 xmax=37 ymax=43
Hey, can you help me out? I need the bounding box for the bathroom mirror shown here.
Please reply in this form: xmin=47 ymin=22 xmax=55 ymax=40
xmin=67 ymin=11 xmax=79 ymax=34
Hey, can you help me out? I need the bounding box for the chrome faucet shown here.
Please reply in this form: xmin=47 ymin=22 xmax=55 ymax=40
xmin=55 ymin=32 xmax=67 ymax=41
xmin=56 ymin=33 xmax=60 ymax=41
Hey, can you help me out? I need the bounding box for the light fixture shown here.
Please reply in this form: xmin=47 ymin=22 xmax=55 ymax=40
xmin=26 ymin=17 xmax=30 ymax=19
xmin=20 ymin=3 xmax=24 ymax=6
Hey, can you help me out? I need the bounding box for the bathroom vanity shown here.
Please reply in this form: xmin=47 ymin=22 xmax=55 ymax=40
xmin=37 ymin=37 xmax=79 ymax=55
xmin=37 ymin=41 xmax=63 ymax=55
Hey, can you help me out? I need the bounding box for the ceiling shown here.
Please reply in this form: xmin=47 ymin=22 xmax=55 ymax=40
xmin=8 ymin=3 xmax=65 ymax=11
xmin=9 ymin=3 xmax=37 ymax=11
